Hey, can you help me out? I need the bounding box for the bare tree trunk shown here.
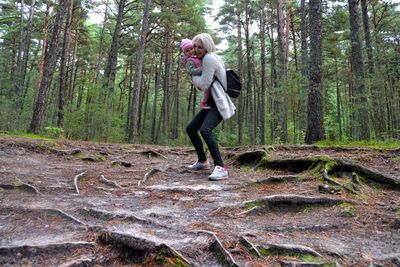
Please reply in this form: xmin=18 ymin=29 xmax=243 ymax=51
xmin=335 ymin=57 xmax=343 ymax=141
xmin=128 ymin=0 xmax=152 ymax=143
xmin=305 ymin=0 xmax=324 ymax=144
xmin=161 ymin=32 xmax=173 ymax=137
xmin=103 ymin=0 xmax=125 ymax=93
xmin=35 ymin=2 xmax=50 ymax=95
xmin=150 ymin=58 xmax=162 ymax=143
xmin=245 ymin=5 xmax=255 ymax=145
xmin=348 ymin=0 xmax=370 ymax=140
xmin=94 ymin=2 xmax=109 ymax=84
xmin=173 ymin=58 xmax=181 ymax=140
xmin=259 ymin=5 xmax=267 ymax=145
xmin=57 ymin=0 xmax=74 ymax=127
xmin=277 ymin=0 xmax=288 ymax=142
xmin=268 ymin=6 xmax=278 ymax=143
xmin=28 ymin=0 xmax=68 ymax=134
xmin=237 ymin=0 xmax=244 ymax=146
xmin=299 ymin=0 xmax=308 ymax=135
xmin=15 ymin=0 xmax=36 ymax=114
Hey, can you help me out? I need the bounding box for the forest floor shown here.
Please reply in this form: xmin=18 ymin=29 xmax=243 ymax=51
xmin=0 ymin=135 xmax=400 ymax=267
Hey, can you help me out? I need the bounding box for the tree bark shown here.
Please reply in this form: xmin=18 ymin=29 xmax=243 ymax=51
xmin=57 ymin=0 xmax=74 ymax=127
xmin=103 ymin=0 xmax=125 ymax=93
xmin=28 ymin=0 xmax=68 ymax=134
xmin=236 ymin=0 xmax=244 ymax=146
xmin=259 ymin=5 xmax=266 ymax=145
xmin=128 ymin=0 xmax=152 ymax=143
xmin=348 ymin=0 xmax=370 ymax=140
xmin=305 ymin=0 xmax=324 ymax=144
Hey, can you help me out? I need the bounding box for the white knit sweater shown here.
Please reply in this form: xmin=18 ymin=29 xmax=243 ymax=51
xmin=191 ymin=53 xmax=236 ymax=120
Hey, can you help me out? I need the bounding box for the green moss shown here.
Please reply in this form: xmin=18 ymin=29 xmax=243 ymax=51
xmin=339 ymin=202 xmax=356 ymax=217
xmin=155 ymin=247 xmax=190 ymax=267
xmin=298 ymin=254 xmax=325 ymax=262
xmin=13 ymin=178 xmax=23 ymax=186
xmin=243 ymin=201 xmax=261 ymax=210
xmin=258 ymin=248 xmax=325 ymax=263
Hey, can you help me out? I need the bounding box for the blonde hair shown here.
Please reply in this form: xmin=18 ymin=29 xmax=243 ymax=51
xmin=192 ymin=33 xmax=216 ymax=53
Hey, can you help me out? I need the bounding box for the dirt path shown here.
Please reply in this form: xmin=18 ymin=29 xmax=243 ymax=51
xmin=0 ymin=136 xmax=399 ymax=266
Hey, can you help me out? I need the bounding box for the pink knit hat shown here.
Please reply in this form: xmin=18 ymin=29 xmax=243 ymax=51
xmin=180 ymin=38 xmax=193 ymax=52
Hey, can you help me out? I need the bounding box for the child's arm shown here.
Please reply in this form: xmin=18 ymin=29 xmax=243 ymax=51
xmin=185 ymin=60 xmax=202 ymax=75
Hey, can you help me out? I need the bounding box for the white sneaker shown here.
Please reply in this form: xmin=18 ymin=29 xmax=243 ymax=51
xmin=187 ymin=160 xmax=211 ymax=171
xmin=208 ymin=166 xmax=228 ymax=180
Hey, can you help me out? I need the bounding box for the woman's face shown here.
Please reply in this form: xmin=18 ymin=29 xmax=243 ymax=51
xmin=193 ymin=40 xmax=206 ymax=59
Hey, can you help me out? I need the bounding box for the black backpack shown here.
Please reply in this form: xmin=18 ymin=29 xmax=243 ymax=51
xmin=214 ymin=69 xmax=242 ymax=98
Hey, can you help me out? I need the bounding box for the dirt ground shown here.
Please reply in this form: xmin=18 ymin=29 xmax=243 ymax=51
xmin=0 ymin=136 xmax=399 ymax=267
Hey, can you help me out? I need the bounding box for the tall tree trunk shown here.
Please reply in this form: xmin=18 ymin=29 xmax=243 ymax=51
xmin=268 ymin=7 xmax=278 ymax=143
xmin=348 ymin=0 xmax=370 ymax=140
xmin=173 ymin=59 xmax=181 ymax=140
xmin=128 ymin=0 xmax=152 ymax=143
xmin=277 ymin=0 xmax=288 ymax=142
xmin=15 ymin=0 xmax=36 ymax=114
xmin=161 ymin=32 xmax=173 ymax=137
xmin=299 ymin=0 xmax=308 ymax=135
xmin=245 ymin=6 xmax=255 ymax=145
xmin=259 ymin=6 xmax=267 ymax=145
xmin=94 ymin=2 xmax=109 ymax=84
xmin=103 ymin=0 xmax=125 ymax=92
xmin=57 ymin=0 xmax=74 ymax=127
xmin=35 ymin=2 xmax=50 ymax=95
xmin=150 ymin=59 xmax=161 ymax=144
xmin=335 ymin=57 xmax=343 ymax=141
xmin=305 ymin=0 xmax=324 ymax=144
xmin=28 ymin=0 xmax=68 ymax=134
xmin=236 ymin=0 xmax=244 ymax=146
xmin=288 ymin=2 xmax=298 ymax=72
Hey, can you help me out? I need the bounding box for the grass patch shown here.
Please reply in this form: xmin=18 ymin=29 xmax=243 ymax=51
xmin=314 ymin=140 xmax=400 ymax=149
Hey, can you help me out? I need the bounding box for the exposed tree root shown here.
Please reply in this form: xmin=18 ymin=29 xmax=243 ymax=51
xmin=98 ymin=231 xmax=190 ymax=266
xmin=0 ymin=181 xmax=40 ymax=194
xmin=140 ymin=150 xmax=168 ymax=159
xmin=73 ymin=171 xmax=87 ymax=195
xmin=58 ymin=256 xmax=94 ymax=267
xmin=99 ymin=175 xmax=122 ymax=189
xmin=240 ymin=236 xmax=262 ymax=257
xmin=209 ymin=235 xmax=240 ymax=267
xmin=240 ymin=194 xmax=351 ymax=214
xmin=279 ymin=259 xmax=336 ymax=267
xmin=257 ymin=242 xmax=322 ymax=257
xmin=80 ymin=155 xmax=105 ymax=162
xmin=0 ymin=241 xmax=95 ymax=257
xmin=323 ymin=169 xmax=359 ymax=194
xmin=138 ymin=168 xmax=162 ymax=186
xmin=48 ymin=148 xmax=81 ymax=156
xmin=235 ymin=154 xmax=399 ymax=188
xmin=43 ymin=208 xmax=87 ymax=226
xmin=235 ymin=150 xmax=268 ymax=166
xmin=79 ymin=207 xmax=165 ymax=227
xmin=267 ymin=223 xmax=345 ymax=232
xmin=111 ymin=160 xmax=132 ymax=167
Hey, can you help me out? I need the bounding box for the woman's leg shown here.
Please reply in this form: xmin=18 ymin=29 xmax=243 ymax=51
xmin=199 ymin=106 xmax=224 ymax=167
xmin=186 ymin=109 xmax=209 ymax=162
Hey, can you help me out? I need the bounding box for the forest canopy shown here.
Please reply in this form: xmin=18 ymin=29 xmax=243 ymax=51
xmin=0 ymin=0 xmax=399 ymax=146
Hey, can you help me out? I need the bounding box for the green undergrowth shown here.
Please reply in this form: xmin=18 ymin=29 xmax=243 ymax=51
xmin=314 ymin=140 xmax=400 ymax=149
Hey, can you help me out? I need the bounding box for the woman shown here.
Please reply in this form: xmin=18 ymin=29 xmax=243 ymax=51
xmin=186 ymin=33 xmax=236 ymax=181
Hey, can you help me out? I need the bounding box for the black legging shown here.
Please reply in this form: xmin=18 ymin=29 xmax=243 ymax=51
xmin=186 ymin=106 xmax=224 ymax=167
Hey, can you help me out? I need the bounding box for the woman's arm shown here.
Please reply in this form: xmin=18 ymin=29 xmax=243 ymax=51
xmin=191 ymin=54 xmax=217 ymax=91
